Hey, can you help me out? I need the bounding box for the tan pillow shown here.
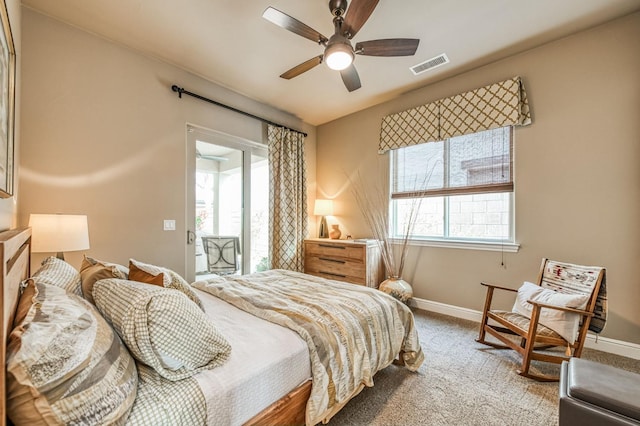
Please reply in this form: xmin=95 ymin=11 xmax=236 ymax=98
xmin=129 ymin=259 xmax=203 ymax=309
xmin=7 ymin=281 xmax=138 ymax=425
xmin=84 ymin=255 xmax=130 ymax=277
xmin=80 ymin=256 xmax=128 ymax=304
xmin=129 ymin=261 xmax=165 ymax=286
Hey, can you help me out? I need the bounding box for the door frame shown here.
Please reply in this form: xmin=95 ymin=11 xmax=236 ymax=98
xmin=185 ymin=123 xmax=267 ymax=282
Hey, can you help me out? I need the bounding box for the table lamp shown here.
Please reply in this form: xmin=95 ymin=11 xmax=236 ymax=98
xmin=29 ymin=214 xmax=90 ymax=260
xmin=313 ymin=199 xmax=333 ymax=238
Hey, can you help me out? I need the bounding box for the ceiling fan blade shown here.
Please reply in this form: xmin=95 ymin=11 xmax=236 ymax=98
xmin=340 ymin=65 xmax=362 ymax=92
xmin=263 ymin=7 xmax=328 ymax=44
xmin=342 ymin=0 xmax=379 ymax=39
xmin=355 ymin=39 xmax=420 ymax=56
xmin=280 ymin=55 xmax=323 ymax=80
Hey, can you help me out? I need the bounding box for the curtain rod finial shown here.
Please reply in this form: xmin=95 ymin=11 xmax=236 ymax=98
xmin=171 ymin=85 xmax=184 ymax=98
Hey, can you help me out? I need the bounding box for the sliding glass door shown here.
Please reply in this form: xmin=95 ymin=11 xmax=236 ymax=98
xmin=186 ymin=125 xmax=268 ymax=282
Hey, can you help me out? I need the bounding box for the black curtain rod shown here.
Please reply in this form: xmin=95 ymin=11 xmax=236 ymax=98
xmin=171 ymin=85 xmax=308 ymax=138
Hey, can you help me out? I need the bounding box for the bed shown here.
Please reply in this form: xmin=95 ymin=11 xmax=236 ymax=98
xmin=1 ymin=227 xmax=424 ymax=425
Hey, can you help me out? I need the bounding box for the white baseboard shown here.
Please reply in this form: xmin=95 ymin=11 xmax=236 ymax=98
xmin=409 ymin=296 xmax=640 ymax=360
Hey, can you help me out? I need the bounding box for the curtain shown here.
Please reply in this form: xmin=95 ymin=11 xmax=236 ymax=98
xmin=268 ymin=125 xmax=308 ymax=271
xmin=379 ymin=76 xmax=531 ymax=154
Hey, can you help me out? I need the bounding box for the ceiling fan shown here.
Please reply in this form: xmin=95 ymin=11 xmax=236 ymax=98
xmin=196 ymin=149 xmax=229 ymax=162
xmin=262 ymin=0 xmax=420 ymax=92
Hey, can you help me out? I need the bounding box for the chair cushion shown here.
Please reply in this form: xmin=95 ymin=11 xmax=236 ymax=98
xmin=491 ymin=310 xmax=562 ymax=339
xmin=567 ymin=358 xmax=640 ymax=421
xmin=513 ymin=281 xmax=590 ymax=342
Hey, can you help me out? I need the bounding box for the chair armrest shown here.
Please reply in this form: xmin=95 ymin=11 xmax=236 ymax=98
xmin=480 ymin=282 xmax=518 ymax=293
xmin=527 ymin=300 xmax=595 ymax=317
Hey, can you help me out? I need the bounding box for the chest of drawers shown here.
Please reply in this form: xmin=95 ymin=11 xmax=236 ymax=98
xmin=304 ymin=238 xmax=383 ymax=287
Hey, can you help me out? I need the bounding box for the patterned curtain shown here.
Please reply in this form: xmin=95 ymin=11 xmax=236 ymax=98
xmin=379 ymin=76 xmax=531 ymax=153
xmin=268 ymin=125 xmax=308 ymax=271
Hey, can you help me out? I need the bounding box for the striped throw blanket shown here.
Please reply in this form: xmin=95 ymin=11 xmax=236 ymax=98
xmin=193 ymin=269 xmax=424 ymax=426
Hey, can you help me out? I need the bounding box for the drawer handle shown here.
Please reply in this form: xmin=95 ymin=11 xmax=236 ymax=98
xmin=318 ymin=244 xmax=346 ymax=249
xmin=320 ymin=271 xmax=347 ymax=278
xmin=319 ymin=257 xmax=346 ymax=264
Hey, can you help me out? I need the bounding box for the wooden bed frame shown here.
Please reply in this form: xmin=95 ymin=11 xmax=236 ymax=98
xmin=0 ymin=228 xmax=310 ymax=426
xmin=1 ymin=228 xmax=32 ymax=426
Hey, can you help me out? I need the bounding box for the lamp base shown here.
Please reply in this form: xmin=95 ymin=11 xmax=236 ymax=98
xmin=56 ymin=252 xmax=66 ymax=261
xmin=318 ymin=216 xmax=329 ymax=238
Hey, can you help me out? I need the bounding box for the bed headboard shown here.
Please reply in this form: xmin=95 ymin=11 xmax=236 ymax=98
xmin=0 ymin=228 xmax=31 ymax=426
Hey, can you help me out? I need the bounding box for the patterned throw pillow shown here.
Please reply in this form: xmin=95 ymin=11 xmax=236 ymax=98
xmin=129 ymin=258 xmax=204 ymax=309
xmin=93 ymin=279 xmax=231 ymax=381
xmin=6 ymin=280 xmax=138 ymax=425
xmin=31 ymin=256 xmax=83 ymax=296
xmin=80 ymin=256 xmax=128 ymax=304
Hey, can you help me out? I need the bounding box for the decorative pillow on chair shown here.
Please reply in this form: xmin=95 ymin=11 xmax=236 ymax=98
xmin=129 ymin=258 xmax=203 ymax=309
xmin=6 ymin=280 xmax=138 ymax=425
xmin=80 ymin=255 xmax=128 ymax=304
xmin=512 ymin=281 xmax=590 ymax=342
xmin=93 ymin=278 xmax=231 ymax=381
xmin=31 ymin=256 xmax=82 ymax=296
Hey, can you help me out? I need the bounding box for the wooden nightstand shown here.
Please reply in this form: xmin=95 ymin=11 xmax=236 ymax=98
xmin=304 ymin=238 xmax=384 ymax=287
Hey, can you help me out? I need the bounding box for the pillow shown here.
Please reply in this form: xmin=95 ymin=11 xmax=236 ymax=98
xmin=80 ymin=256 xmax=128 ymax=304
xmin=93 ymin=278 xmax=231 ymax=381
xmin=31 ymin=256 xmax=82 ymax=296
xmin=6 ymin=280 xmax=138 ymax=425
xmin=129 ymin=259 xmax=203 ymax=309
xmin=512 ymin=281 xmax=590 ymax=342
xmin=129 ymin=261 xmax=165 ymax=286
xmin=84 ymin=255 xmax=130 ymax=277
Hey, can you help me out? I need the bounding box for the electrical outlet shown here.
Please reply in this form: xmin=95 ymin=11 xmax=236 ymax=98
xmin=163 ymin=220 xmax=176 ymax=231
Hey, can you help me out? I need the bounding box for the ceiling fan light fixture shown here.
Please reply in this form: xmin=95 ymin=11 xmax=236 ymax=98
xmin=325 ymin=43 xmax=354 ymax=70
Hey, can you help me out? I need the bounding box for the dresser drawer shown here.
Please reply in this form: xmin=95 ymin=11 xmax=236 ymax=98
xmin=305 ymin=256 xmax=365 ymax=279
xmin=305 ymin=241 xmax=365 ymax=261
xmin=307 ymin=270 xmax=366 ymax=286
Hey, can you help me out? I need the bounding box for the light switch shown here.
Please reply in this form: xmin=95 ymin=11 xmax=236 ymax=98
xmin=163 ymin=220 xmax=176 ymax=231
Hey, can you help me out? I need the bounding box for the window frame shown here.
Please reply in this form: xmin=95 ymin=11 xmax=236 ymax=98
xmin=389 ymin=127 xmax=519 ymax=252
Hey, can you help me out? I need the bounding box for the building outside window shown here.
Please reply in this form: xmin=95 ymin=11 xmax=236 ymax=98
xmin=390 ymin=126 xmax=513 ymax=243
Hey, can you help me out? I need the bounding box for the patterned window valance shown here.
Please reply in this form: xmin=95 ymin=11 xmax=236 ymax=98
xmin=379 ymin=76 xmax=531 ymax=154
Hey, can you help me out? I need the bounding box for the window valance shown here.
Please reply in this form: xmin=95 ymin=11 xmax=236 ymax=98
xmin=379 ymin=76 xmax=531 ymax=154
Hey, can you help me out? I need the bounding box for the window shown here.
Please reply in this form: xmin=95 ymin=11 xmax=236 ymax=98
xmin=390 ymin=126 xmax=514 ymax=244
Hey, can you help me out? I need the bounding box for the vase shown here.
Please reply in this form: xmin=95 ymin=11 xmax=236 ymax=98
xmin=379 ymin=277 xmax=413 ymax=303
xmin=329 ymin=224 xmax=341 ymax=239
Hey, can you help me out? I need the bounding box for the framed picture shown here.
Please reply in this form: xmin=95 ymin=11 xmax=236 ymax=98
xmin=0 ymin=0 xmax=14 ymax=198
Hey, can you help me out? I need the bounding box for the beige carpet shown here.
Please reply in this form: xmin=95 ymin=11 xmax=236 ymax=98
xmin=329 ymin=309 xmax=640 ymax=425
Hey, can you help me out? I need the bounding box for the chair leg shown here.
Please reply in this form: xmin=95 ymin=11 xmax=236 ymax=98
xmin=476 ymin=287 xmax=495 ymax=344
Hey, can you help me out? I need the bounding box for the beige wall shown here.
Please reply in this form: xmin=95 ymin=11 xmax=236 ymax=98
xmin=0 ymin=0 xmax=21 ymax=230
xmin=19 ymin=8 xmax=316 ymax=274
xmin=317 ymin=12 xmax=640 ymax=344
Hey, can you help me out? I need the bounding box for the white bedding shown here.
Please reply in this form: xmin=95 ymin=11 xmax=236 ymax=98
xmin=193 ymin=287 xmax=312 ymax=425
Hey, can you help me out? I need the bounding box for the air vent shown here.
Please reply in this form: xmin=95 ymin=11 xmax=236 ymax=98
xmin=410 ymin=53 xmax=449 ymax=75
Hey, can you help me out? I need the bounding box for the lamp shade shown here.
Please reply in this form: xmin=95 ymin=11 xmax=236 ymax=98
xmin=29 ymin=214 xmax=90 ymax=253
xmin=313 ymin=199 xmax=334 ymax=216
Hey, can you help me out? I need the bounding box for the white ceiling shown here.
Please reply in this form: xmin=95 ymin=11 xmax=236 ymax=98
xmin=22 ymin=0 xmax=640 ymax=126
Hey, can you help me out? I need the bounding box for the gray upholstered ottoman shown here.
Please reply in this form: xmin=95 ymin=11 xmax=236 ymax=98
xmin=559 ymin=358 xmax=640 ymax=425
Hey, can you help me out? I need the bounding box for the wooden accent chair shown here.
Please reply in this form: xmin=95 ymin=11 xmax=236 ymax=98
xmin=476 ymin=258 xmax=606 ymax=381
